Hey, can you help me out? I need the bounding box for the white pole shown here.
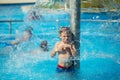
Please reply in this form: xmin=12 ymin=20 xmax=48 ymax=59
xmin=70 ymin=0 xmax=80 ymax=68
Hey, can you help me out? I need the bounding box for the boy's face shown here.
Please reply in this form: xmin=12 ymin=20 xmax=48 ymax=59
xmin=60 ymin=32 xmax=71 ymax=43
xmin=23 ymin=31 xmax=31 ymax=40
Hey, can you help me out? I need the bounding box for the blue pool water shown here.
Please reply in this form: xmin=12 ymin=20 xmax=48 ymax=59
xmin=0 ymin=4 xmax=120 ymax=80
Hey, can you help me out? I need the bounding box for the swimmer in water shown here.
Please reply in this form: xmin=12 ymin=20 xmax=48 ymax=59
xmin=32 ymin=40 xmax=49 ymax=54
xmin=11 ymin=26 xmax=33 ymax=45
xmin=51 ymin=27 xmax=77 ymax=72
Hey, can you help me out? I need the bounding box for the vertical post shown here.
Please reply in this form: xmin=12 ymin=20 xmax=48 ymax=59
xmin=56 ymin=19 xmax=59 ymax=32
xmin=69 ymin=0 xmax=72 ymax=9
xmin=70 ymin=0 xmax=80 ymax=68
xmin=9 ymin=21 xmax=12 ymax=34
xmin=64 ymin=1 xmax=67 ymax=10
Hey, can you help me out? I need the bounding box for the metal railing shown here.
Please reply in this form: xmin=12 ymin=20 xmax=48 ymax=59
xmin=0 ymin=20 xmax=24 ymax=34
xmin=0 ymin=19 xmax=120 ymax=34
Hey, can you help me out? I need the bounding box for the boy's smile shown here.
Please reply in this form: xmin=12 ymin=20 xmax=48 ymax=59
xmin=60 ymin=32 xmax=71 ymax=43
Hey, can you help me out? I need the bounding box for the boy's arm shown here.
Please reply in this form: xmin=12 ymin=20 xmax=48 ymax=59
xmin=51 ymin=48 xmax=57 ymax=57
xmin=70 ymin=44 xmax=77 ymax=57
xmin=11 ymin=39 xmax=20 ymax=45
xmin=51 ymin=42 xmax=58 ymax=57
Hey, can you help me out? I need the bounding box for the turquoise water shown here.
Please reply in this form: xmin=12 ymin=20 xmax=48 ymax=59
xmin=0 ymin=4 xmax=120 ymax=80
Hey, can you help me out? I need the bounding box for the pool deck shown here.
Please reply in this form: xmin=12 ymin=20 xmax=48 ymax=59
xmin=0 ymin=0 xmax=36 ymax=4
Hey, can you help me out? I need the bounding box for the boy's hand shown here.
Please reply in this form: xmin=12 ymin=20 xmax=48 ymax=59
xmin=64 ymin=44 xmax=71 ymax=51
xmin=57 ymin=44 xmax=67 ymax=51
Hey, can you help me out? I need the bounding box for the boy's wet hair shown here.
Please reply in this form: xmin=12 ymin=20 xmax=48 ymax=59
xmin=25 ymin=26 xmax=33 ymax=35
xmin=60 ymin=26 xmax=71 ymax=34
xmin=40 ymin=40 xmax=48 ymax=51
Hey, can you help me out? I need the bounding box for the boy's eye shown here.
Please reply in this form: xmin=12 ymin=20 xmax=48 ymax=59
xmin=63 ymin=36 xmax=70 ymax=37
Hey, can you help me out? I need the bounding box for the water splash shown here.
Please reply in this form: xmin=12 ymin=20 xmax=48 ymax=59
xmin=80 ymin=50 xmax=120 ymax=65
xmin=1 ymin=0 xmax=120 ymax=80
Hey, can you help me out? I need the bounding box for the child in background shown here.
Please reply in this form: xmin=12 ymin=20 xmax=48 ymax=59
xmin=40 ymin=40 xmax=49 ymax=52
xmin=0 ymin=27 xmax=33 ymax=54
xmin=28 ymin=11 xmax=40 ymax=20
xmin=32 ymin=40 xmax=49 ymax=54
xmin=11 ymin=27 xmax=33 ymax=45
xmin=51 ymin=27 xmax=77 ymax=72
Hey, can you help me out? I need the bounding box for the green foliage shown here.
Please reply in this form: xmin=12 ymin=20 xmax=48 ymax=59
xmin=81 ymin=0 xmax=120 ymax=9
xmin=35 ymin=0 xmax=65 ymax=9
xmin=35 ymin=0 xmax=120 ymax=10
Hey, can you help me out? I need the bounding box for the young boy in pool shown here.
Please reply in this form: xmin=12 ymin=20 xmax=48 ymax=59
xmin=1 ymin=27 xmax=33 ymax=53
xmin=40 ymin=40 xmax=49 ymax=52
xmin=11 ymin=27 xmax=33 ymax=45
xmin=28 ymin=11 xmax=40 ymax=20
xmin=51 ymin=27 xmax=77 ymax=72
xmin=31 ymin=40 xmax=49 ymax=54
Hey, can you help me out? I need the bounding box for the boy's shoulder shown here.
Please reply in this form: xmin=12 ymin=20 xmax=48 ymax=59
xmin=56 ymin=41 xmax=62 ymax=45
